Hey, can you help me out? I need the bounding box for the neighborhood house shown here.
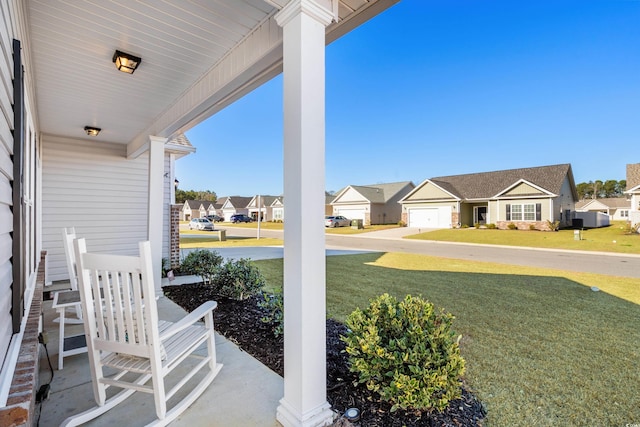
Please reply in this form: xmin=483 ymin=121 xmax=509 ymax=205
xmin=331 ymin=181 xmax=415 ymax=225
xmin=400 ymin=164 xmax=578 ymax=230
xmin=625 ymin=163 xmax=640 ymax=225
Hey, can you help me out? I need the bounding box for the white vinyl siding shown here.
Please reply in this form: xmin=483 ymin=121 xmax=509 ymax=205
xmin=1 ymin=0 xmax=41 ymax=400
xmin=42 ymin=136 xmax=149 ymax=282
xmin=0 ymin=4 xmax=14 ymax=370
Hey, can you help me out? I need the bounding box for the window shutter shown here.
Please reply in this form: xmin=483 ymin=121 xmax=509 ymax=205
xmin=506 ymin=204 xmax=511 ymax=221
xmin=536 ymin=203 xmax=542 ymax=221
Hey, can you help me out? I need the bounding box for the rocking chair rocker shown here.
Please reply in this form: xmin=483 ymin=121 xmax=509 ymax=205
xmin=61 ymin=238 xmax=222 ymax=426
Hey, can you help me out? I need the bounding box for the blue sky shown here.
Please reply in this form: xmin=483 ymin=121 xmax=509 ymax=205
xmin=180 ymin=0 xmax=639 ymax=197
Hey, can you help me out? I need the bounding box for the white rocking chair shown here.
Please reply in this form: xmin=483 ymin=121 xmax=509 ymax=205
xmin=61 ymin=238 xmax=222 ymax=426
xmin=52 ymin=227 xmax=86 ymax=369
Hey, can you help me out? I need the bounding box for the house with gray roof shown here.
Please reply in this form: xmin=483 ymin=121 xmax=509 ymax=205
xmin=330 ymin=181 xmax=415 ymax=225
xmin=576 ymin=197 xmax=631 ymax=221
xmin=247 ymin=195 xmax=280 ymax=221
xmin=181 ymin=200 xmax=215 ymax=221
xmin=625 ymin=163 xmax=640 ymax=225
xmin=220 ymin=196 xmax=253 ymax=221
xmin=400 ymin=164 xmax=578 ymax=230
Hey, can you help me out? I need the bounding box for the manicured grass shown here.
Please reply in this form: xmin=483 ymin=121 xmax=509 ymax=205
xmin=220 ymin=222 xmax=400 ymax=234
xmin=253 ymin=253 xmax=640 ymax=427
xmin=407 ymin=221 xmax=640 ymax=254
xmin=324 ymin=224 xmax=400 ymax=235
xmin=179 ymin=236 xmax=282 ymax=248
xmin=222 ymin=222 xmax=284 ymax=230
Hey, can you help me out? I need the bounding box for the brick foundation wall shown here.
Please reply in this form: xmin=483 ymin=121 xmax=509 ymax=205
xmin=170 ymin=204 xmax=181 ymax=268
xmin=497 ymin=221 xmax=550 ymax=231
xmin=0 ymin=251 xmax=46 ymax=427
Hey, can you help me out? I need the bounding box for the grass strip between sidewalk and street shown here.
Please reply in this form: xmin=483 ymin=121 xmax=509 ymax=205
xmin=406 ymin=221 xmax=640 ymax=255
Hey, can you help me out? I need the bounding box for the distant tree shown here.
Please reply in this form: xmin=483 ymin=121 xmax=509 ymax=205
xmin=576 ymin=179 xmax=626 ymax=199
xmin=602 ymin=180 xmax=616 ymax=198
xmin=175 ymin=189 xmax=217 ymax=204
xmin=618 ymin=180 xmax=627 ymax=194
xmin=576 ymin=182 xmax=592 ymax=200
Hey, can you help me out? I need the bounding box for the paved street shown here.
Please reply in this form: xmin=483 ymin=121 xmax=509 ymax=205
xmin=187 ymin=225 xmax=640 ymax=279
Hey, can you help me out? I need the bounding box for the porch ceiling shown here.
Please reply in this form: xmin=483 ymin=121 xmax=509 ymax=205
xmin=26 ymin=0 xmax=398 ymax=153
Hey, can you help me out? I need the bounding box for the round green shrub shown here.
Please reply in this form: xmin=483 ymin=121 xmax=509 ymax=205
xmin=507 ymin=222 xmax=518 ymax=230
xmin=342 ymin=293 xmax=465 ymax=413
xmin=212 ymin=258 xmax=265 ymax=300
xmin=180 ymin=249 xmax=223 ymax=284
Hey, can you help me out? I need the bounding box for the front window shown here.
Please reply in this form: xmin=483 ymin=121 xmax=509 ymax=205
xmin=510 ymin=203 xmax=536 ymax=221
xmin=524 ymin=204 xmax=535 ymax=221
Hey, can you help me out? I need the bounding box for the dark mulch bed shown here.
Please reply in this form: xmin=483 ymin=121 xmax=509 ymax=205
xmin=163 ymin=283 xmax=486 ymax=426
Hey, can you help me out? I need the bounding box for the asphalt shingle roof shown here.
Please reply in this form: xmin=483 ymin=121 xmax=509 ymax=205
xmin=344 ymin=181 xmax=413 ymax=204
xmin=429 ymin=164 xmax=573 ymax=200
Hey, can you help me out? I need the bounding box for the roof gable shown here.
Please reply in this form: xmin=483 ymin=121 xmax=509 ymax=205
xmin=184 ymin=200 xmax=209 ymax=209
xmin=333 ymin=181 xmax=414 ymax=204
xmin=248 ymin=195 xmax=280 ymax=208
xmin=221 ymin=196 xmax=253 ymax=209
xmin=401 ymin=179 xmax=458 ymax=202
xmin=496 ymin=179 xmax=552 ymax=198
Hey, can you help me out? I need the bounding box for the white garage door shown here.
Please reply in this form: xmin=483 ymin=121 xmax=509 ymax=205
xmin=337 ymin=209 xmax=365 ymax=221
xmin=408 ymin=207 xmax=451 ymax=228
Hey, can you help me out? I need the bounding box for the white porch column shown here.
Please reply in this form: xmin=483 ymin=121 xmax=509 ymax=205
xmin=148 ymin=136 xmax=166 ymax=296
xmin=275 ymin=1 xmax=334 ymax=426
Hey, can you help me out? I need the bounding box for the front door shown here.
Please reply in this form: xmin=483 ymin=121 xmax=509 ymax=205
xmin=474 ymin=206 xmax=487 ymax=225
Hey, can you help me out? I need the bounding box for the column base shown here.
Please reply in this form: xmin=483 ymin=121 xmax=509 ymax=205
xmin=276 ymin=399 xmax=334 ymax=427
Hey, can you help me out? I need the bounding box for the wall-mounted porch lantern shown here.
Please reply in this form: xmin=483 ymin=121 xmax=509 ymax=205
xmin=84 ymin=126 xmax=101 ymax=137
xmin=112 ymin=50 xmax=141 ymax=74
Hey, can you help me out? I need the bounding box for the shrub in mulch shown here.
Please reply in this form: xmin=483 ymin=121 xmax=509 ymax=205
xmin=163 ymin=283 xmax=486 ymax=426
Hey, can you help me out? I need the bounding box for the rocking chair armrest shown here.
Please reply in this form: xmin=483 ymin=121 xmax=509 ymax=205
xmin=160 ymin=300 xmax=218 ymax=341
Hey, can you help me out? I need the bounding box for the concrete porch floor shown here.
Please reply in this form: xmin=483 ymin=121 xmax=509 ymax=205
xmin=37 ymin=278 xmax=283 ymax=427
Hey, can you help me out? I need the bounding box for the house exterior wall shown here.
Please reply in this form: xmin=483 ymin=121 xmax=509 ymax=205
xmin=41 ymin=135 xmax=149 ymax=282
xmin=492 ymin=197 xmax=552 ymax=230
xmin=0 ymin=10 xmax=18 ymax=371
xmin=376 ymin=182 xmax=414 ymax=224
xmin=0 ymin=1 xmax=44 ymax=423
xmin=369 ymin=203 xmax=388 ymax=224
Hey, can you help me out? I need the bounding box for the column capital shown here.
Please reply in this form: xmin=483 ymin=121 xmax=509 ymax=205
xmin=275 ymin=0 xmax=334 ymax=28
xmin=148 ymin=135 xmax=168 ymax=145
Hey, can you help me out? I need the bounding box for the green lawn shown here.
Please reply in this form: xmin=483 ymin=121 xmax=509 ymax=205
xmin=180 ymin=236 xmax=283 ymax=248
xmin=324 ymin=224 xmax=400 ymax=235
xmin=406 ymin=221 xmax=640 ymax=254
xmin=254 ymin=253 xmax=640 ymax=427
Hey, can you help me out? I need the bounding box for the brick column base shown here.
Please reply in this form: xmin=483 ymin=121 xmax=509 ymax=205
xmin=170 ymin=204 xmax=181 ymax=269
xmin=0 ymin=251 xmax=46 ymax=427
